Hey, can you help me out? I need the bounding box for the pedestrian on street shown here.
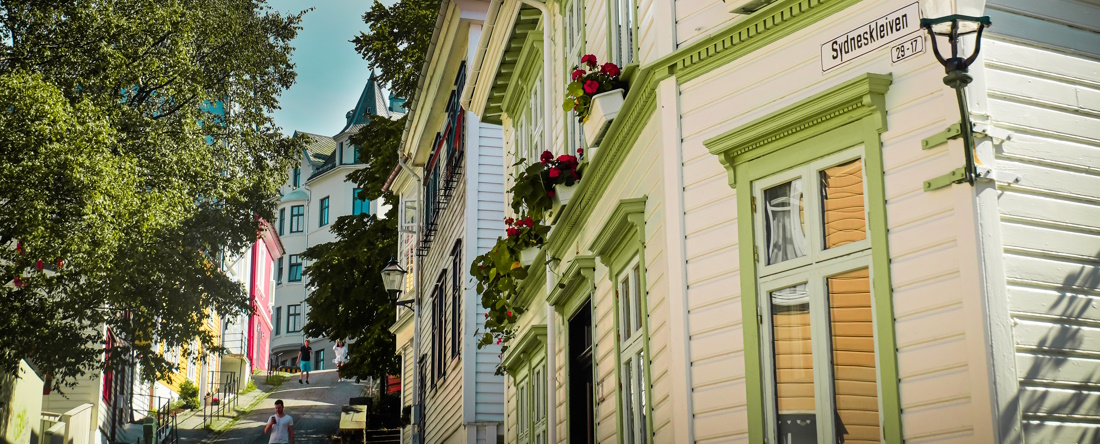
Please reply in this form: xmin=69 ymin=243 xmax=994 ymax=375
xmin=297 ymin=339 xmax=313 ymax=384
xmin=263 ymin=399 xmax=294 ymax=444
xmin=333 ymin=340 xmax=348 ymax=380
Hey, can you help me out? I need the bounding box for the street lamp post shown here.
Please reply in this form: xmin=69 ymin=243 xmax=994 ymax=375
xmin=380 ymin=257 xmax=419 ymax=443
xmin=920 ymin=12 xmax=992 ymax=186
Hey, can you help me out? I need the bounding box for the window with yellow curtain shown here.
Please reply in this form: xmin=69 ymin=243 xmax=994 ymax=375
xmin=754 ymin=147 xmax=880 ymax=444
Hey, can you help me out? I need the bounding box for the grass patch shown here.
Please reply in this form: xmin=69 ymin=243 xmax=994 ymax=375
xmin=265 ymin=374 xmax=288 ymax=387
xmin=240 ymin=379 xmax=257 ymax=395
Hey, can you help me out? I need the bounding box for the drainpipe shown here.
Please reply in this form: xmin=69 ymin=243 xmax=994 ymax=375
xmin=397 ymin=154 xmax=424 ymax=444
xmin=513 ymin=0 xmax=556 ymax=441
xmin=459 ymin=0 xmax=502 ymax=110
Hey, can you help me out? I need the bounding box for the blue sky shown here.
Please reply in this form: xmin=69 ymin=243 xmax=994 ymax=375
xmin=266 ymin=0 xmax=398 ymax=136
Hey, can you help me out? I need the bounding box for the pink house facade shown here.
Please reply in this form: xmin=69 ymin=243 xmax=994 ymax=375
xmin=248 ymin=222 xmax=283 ymax=372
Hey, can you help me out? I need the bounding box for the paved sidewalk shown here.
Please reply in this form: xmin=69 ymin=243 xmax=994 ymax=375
xmin=205 ymin=369 xmax=366 ymax=444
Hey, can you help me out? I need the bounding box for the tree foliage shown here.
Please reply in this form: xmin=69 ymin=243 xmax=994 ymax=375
xmin=0 ymin=0 xmax=306 ymax=387
xmin=347 ymin=114 xmax=405 ymax=202
xmin=352 ymin=0 xmax=441 ymax=99
xmin=300 ymin=202 xmax=399 ymax=383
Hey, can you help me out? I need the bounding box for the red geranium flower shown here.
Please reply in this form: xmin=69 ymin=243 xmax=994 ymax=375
xmin=549 ymin=167 xmax=560 ymax=179
xmin=540 ymin=151 xmax=554 ymax=164
xmin=600 ymin=62 xmax=620 ymax=77
xmin=581 ymin=54 xmax=597 ymax=68
xmin=523 ymin=216 xmax=533 ymax=227
xmin=583 ymin=80 xmax=599 ymax=95
xmin=505 ymin=217 xmax=514 ymax=225
xmin=547 ymin=190 xmax=556 ymax=198
xmin=507 ymin=311 xmax=513 ymax=317
xmin=506 ymin=227 xmax=520 ymax=237
xmin=572 ymin=69 xmax=585 ymax=81
xmin=577 ymin=148 xmax=584 ymax=154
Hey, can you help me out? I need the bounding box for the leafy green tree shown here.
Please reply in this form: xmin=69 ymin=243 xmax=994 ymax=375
xmin=352 ymin=0 xmax=442 ymax=99
xmin=0 ymin=0 xmax=307 ymax=388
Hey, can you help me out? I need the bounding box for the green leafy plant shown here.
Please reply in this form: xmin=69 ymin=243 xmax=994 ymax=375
xmin=509 ymin=151 xmax=583 ymax=220
xmin=470 ymin=217 xmax=550 ymax=370
xmin=179 ymin=379 xmax=200 ymax=410
xmin=562 ymin=55 xmax=626 ymax=121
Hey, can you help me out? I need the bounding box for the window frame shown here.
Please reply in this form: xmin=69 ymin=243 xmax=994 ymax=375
xmin=513 ymin=73 xmax=544 ymax=178
xmin=563 ymin=0 xmax=586 ymax=156
xmin=292 ymin=168 xmax=301 ymax=188
xmin=276 ymin=258 xmax=283 ymax=285
xmin=288 ymin=255 xmax=302 ymax=282
xmin=287 ymin=304 xmax=301 ymax=333
xmin=703 ymin=74 xmax=900 ymax=443
xmin=451 ymin=240 xmax=462 ymax=360
xmin=289 ymin=205 xmax=305 ymax=233
xmin=274 ymin=307 xmax=281 ymax=335
xmin=352 ymin=188 xmax=370 ymax=216
xmin=607 ymin=0 xmax=638 ymax=68
xmin=319 ymin=196 xmax=330 ymax=227
xmin=278 ymin=208 xmax=285 ymax=236
xmin=588 ymin=197 xmax=651 ymax=443
xmin=502 ymin=327 xmax=548 ymax=444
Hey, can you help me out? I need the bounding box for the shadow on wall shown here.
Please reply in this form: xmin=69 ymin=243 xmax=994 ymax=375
xmin=1000 ymin=250 xmax=1100 ymax=442
xmin=0 ymin=361 xmax=44 ymax=444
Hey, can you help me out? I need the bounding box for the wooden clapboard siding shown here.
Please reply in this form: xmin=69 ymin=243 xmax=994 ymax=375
xmin=473 ymin=121 xmax=508 ymax=423
xmin=675 ymin=0 xmax=738 ymax=47
xmin=637 ymin=0 xmax=659 ymax=65
xmin=678 ymin=1 xmax=991 ymax=441
xmin=985 ymin=0 xmax=1100 ymax=440
xmin=584 ymin=0 xmax=609 ymax=66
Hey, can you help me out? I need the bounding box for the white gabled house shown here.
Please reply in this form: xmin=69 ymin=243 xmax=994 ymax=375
xmin=389 ymin=0 xmax=509 ymax=442
xmin=451 ymin=0 xmax=1100 ymax=442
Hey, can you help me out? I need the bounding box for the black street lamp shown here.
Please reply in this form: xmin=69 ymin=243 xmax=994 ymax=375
xmin=921 ymin=14 xmax=992 ymax=186
xmin=381 ymin=258 xmax=413 ymax=308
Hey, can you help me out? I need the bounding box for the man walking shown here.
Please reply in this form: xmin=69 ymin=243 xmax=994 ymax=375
xmin=297 ymin=339 xmax=313 ymax=384
xmin=263 ymin=399 xmax=294 ymax=444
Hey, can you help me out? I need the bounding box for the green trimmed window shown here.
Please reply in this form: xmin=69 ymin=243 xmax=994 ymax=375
xmin=290 ymin=205 xmax=304 ymax=233
xmin=292 ymin=168 xmax=301 ymax=188
xmin=564 ymin=0 xmax=585 ymax=155
xmin=288 ymin=254 xmax=302 ymax=282
xmin=278 ymin=208 xmax=285 ymax=235
xmin=609 ymin=0 xmax=636 ymax=67
xmin=503 ymin=327 xmax=548 ymax=444
xmin=352 ymin=188 xmax=370 ymax=216
xmin=705 ymin=73 xmax=901 ymax=443
xmin=589 ymin=198 xmax=651 ymax=443
xmin=276 ymin=258 xmax=283 ymax=285
xmin=319 ymin=196 xmax=330 ymax=227
xmin=287 ymin=304 xmax=301 ymax=332
xmin=514 ymin=73 xmax=543 ymax=175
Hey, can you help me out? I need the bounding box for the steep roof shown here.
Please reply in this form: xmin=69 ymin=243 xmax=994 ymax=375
xmin=340 ymin=73 xmax=393 ymax=134
xmin=295 ymin=131 xmax=338 ymax=165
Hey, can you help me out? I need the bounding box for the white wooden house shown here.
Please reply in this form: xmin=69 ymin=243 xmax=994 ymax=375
xmin=389 ymin=0 xmax=509 ymax=442
xmin=451 ymin=0 xmax=1100 ymax=442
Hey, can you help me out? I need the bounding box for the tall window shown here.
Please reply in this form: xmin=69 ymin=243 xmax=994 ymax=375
xmin=450 ymin=241 xmax=462 ymax=359
xmin=292 ymin=168 xmax=301 ymax=188
xmin=276 ymin=258 xmax=283 ymax=284
xmin=564 ymin=0 xmax=586 ymax=156
xmin=278 ymin=208 xmax=285 ymax=236
xmin=609 ymin=0 xmax=636 ymax=67
xmin=314 ymin=350 xmax=325 ymax=370
xmin=287 ymin=305 xmax=301 ymax=333
xmin=754 ymin=149 xmax=879 ymax=443
xmin=274 ymin=307 xmax=281 ymax=335
xmin=353 ymin=188 xmax=370 ymax=216
xmin=339 ymin=142 xmax=345 ymax=164
xmin=431 ymin=273 xmax=447 ymax=384
xmin=618 ymin=258 xmax=647 ymax=444
xmin=288 ymin=255 xmax=302 ymax=282
xmin=516 ymin=361 xmax=548 ymax=444
xmin=290 ymin=205 xmax=304 ymax=233
xmin=319 ymin=197 xmax=330 ymax=227
xmin=513 ymin=74 xmax=543 ymax=177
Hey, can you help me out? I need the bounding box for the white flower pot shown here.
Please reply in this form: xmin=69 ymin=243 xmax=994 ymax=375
xmin=553 ymin=182 xmax=578 ymax=207
xmin=583 ymin=89 xmax=625 ymax=147
xmin=519 ymin=246 xmax=539 ymax=266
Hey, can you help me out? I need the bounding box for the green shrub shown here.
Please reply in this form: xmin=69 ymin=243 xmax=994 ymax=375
xmin=179 ymin=379 xmax=200 ymax=410
xmin=241 ymin=379 xmax=257 ymax=394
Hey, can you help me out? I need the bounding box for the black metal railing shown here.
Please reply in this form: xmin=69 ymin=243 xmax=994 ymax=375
xmin=152 ymin=396 xmax=178 ymax=444
xmin=202 ymin=371 xmax=239 ymax=429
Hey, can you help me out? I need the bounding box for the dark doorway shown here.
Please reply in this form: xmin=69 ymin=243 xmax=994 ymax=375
xmin=569 ymin=301 xmax=595 ymax=444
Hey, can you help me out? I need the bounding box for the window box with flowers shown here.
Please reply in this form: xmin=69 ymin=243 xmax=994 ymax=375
xmin=510 ymin=151 xmax=583 ymax=221
xmin=563 ymin=55 xmax=626 ymax=147
xmin=470 ymin=216 xmax=550 ymax=371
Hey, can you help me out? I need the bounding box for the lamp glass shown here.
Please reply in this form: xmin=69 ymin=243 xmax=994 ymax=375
xmin=920 ymin=1 xmax=986 ymax=33
xmin=381 ymin=259 xmax=406 ymax=293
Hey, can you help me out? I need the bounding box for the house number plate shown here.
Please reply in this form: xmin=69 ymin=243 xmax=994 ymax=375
xmin=891 ymin=33 xmax=925 ymax=64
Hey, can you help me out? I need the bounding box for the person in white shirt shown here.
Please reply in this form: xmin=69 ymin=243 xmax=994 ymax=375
xmin=333 ymin=340 xmax=348 ymax=380
xmin=263 ymin=399 xmax=294 ymax=444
